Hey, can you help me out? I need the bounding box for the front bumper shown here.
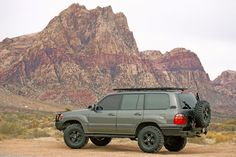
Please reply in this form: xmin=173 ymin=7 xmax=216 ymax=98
xmin=55 ymin=121 xmax=64 ymax=130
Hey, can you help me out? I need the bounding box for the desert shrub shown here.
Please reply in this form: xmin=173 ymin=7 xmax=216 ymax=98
xmin=0 ymin=134 xmax=7 ymax=141
xmin=54 ymin=131 xmax=63 ymax=138
xmin=25 ymin=128 xmax=50 ymax=138
xmin=188 ymin=136 xmax=207 ymax=144
xmin=0 ymin=122 xmax=26 ymax=136
xmin=30 ymin=118 xmax=40 ymax=128
xmin=189 ymin=131 xmax=236 ymax=144
xmin=225 ymin=120 xmax=236 ymax=125
xmin=65 ymin=108 xmax=71 ymax=111
xmin=0 ymin=112 xmax=55 ymax=139
xmin=209 ymin=121 xmax=236 ymax=132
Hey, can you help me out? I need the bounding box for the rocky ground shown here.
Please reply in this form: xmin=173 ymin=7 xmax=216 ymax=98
xmin=0 ymin=137 xmax=235 ymax=157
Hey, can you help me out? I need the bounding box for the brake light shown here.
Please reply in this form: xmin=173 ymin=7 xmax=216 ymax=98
xmin=174 ymin=114 xmax=187 ymax=125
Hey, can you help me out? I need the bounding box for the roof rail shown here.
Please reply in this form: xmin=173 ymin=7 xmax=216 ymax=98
xmin=113 ymin=87 xmax=187 ymax=92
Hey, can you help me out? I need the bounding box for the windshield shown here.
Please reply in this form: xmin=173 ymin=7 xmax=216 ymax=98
xmin=178 ymin=93 xmax=197 ymax=109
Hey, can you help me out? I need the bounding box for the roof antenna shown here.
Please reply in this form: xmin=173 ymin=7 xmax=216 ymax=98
xmin=196 ymin=92 xmax=200 ymax=101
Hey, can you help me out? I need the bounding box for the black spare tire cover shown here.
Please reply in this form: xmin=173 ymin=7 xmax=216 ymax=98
xmin=194 ymin=100 xmax=211 ymax=127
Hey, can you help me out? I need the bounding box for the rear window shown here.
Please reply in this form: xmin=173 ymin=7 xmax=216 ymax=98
xmin=178 ymin=93 xmax=197 ymax=108
xmin=145 ymin=93 xmax=170 ymax=110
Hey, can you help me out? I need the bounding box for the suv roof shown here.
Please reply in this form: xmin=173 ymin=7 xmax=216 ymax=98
xmin=113 ymin=87 xmax=187 ymax=92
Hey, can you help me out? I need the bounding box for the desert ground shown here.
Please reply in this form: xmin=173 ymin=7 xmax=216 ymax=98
xmin=0 ymin=137 xmax=235 ymax=157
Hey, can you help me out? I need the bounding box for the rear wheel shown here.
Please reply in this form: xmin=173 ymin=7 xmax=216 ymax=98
xmin=164 ymin=136 xmax=187 ymax=152
xmin=63 ymin=124 xmax=88 ymax=149
xmin=90 ymin=137 xmax=112 ymax=146
xmin=137 ymin=126 xmax=164 ymax=153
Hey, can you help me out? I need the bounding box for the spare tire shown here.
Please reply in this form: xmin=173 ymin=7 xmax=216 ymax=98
xmin=194 ymin=100 xmax=211 ymax=127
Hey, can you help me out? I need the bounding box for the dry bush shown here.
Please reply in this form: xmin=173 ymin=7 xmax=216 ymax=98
xmin=0 ymin=113 xmax=54 ymax=139
xmin=0 ymin=122 xmax=26 ymax=136
xmin=24 ymin=128 xmax=50 ymax=139
xmin=207 ymin=131 xmax=236 ymax=143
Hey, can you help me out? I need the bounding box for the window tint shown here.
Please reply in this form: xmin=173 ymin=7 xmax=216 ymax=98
xmin=145 ymin=94 xmax=170 ymax=110
xmin=121 ymin=95 xmax=139 ymax=110
xmin=98 ymin=95 xmax=122 ymax=110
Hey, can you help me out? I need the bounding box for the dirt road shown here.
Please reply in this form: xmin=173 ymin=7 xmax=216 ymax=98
xmin=0 ymin=137 xmax=235 ymax=157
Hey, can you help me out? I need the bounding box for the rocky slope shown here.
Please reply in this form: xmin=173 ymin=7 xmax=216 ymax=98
xmin=0 ymin=4 xmax=235 ymax=115
xmin=213 ymin=70 xmax=236 ymax=97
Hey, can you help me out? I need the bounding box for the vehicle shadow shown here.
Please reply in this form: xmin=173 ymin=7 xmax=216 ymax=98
xmin=82 ymin=143 xmax=217 ymax=155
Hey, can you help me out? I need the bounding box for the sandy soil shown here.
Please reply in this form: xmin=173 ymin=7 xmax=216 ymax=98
xmin=0 ymin=137 xmax=235 ymax=157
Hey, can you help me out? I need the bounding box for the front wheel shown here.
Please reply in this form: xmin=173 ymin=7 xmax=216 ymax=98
xmin=90 ymin=137 xmax=112 ymax=146
xmin=63 ymin=124 xmax=89 ymax=149
xmin=137 ymin=126 xmax=164 ymax=153
xmin=164 ymin=136 xmax=187 ymax=152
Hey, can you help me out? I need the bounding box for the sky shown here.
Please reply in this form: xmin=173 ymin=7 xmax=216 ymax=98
xmin=0 ymin=0 xmax=236 ymax=80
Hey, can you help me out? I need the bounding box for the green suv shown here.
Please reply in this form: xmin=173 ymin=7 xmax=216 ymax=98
xmin=55 ymin=87 xmax=211 ymax=153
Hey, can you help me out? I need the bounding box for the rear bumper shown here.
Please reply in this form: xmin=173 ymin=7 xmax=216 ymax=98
xmin=161 ymin=126 xmax=206 ymax=137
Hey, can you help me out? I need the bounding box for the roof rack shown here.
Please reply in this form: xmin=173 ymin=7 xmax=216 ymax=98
xmin=113 ymin=87 xmax=188 ymax=92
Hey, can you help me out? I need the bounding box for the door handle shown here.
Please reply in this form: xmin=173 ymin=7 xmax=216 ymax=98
xmin=134 ymin=112 xmax=142 ymax=116
xmin=108 ymin=113 xmax=116 ymax=116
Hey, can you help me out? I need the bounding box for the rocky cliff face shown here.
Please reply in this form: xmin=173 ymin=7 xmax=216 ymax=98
xmin=213 ymin=70 xmax=236 ymax=97
xmin=0 ymin=4 xmax=235 ymax=115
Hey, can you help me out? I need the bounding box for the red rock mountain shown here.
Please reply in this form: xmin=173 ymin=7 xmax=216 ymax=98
xmin=0 ymin=4 xmax=235 ymax=115
xmin=213 ymin=70 xmax=236 ymax=97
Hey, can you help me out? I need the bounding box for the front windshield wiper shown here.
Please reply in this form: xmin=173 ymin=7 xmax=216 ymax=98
xmin=182 ymin=101 xmax=191 ymax=109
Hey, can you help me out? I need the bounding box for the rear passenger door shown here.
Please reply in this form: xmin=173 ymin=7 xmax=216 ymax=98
xmin=143 ymin=93 xmax=173 ymax=125
xmin=116 ymin=94 xmax=144 ymax=134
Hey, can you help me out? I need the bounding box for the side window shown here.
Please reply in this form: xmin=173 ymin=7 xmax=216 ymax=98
xmin=120 ymin=95 xmax=139 ymax=110
xmin=98 ymin=95 xmax=122 ymax=110
xmin=145 ymin=94 xmax=170 ymax=110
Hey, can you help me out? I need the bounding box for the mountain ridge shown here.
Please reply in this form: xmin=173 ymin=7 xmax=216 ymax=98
xmin=0 ymin=4 xmax=235 ymax=115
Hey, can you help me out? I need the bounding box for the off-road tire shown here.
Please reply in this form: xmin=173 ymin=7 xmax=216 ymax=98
xmin=194 ymin=100 xmax=211 ymax=127
xmin=90 ymin=137 xmax=112 ymax=146
xmin=64 ymin=124 xmax=89 ymax=149
xmin=164 ymin=136 xmax=187 ymax=152
xmin=138 ymin=126 xmax=164 ymax=153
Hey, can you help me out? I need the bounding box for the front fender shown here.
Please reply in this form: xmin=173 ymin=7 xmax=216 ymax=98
xmin=61 ymin=111 xmax=90 ymax=132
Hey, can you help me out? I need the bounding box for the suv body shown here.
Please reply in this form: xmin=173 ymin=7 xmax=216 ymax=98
xmin=55 ymin=88 xmax=211 ymax=153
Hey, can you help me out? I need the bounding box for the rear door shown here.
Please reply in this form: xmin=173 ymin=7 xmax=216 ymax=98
xmin=88 ymin=94 xmax=121 ymax=134
xmin=116 ymin=94 xmax=144 ymax=134
xmin=143 ymin=93 xmax=174 ymax=125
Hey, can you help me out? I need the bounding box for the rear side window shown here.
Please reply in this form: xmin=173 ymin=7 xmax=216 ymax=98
xmin=178 ymin=93 xmax=197 ymax=108
xmin=120 ymin=94 xmax=144 ymax=110
xmin=98 ymin=95 xmax=122 ymax=110
xmin=145 ymin=93 xmax=170 ymax=110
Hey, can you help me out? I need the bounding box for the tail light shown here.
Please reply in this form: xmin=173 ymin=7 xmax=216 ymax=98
xmin=174 ymin=113 xmax=187 ymax=125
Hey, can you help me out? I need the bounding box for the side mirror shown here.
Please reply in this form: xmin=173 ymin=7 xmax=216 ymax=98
xmin=88 ymin=104 xmax=96 ymax=110
xmin=95 ymin=105 xmax=103 ymax=111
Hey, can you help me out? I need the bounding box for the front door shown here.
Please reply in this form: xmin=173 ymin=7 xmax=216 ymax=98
xmin=88 ymin=94 xmax=122 ymax=134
